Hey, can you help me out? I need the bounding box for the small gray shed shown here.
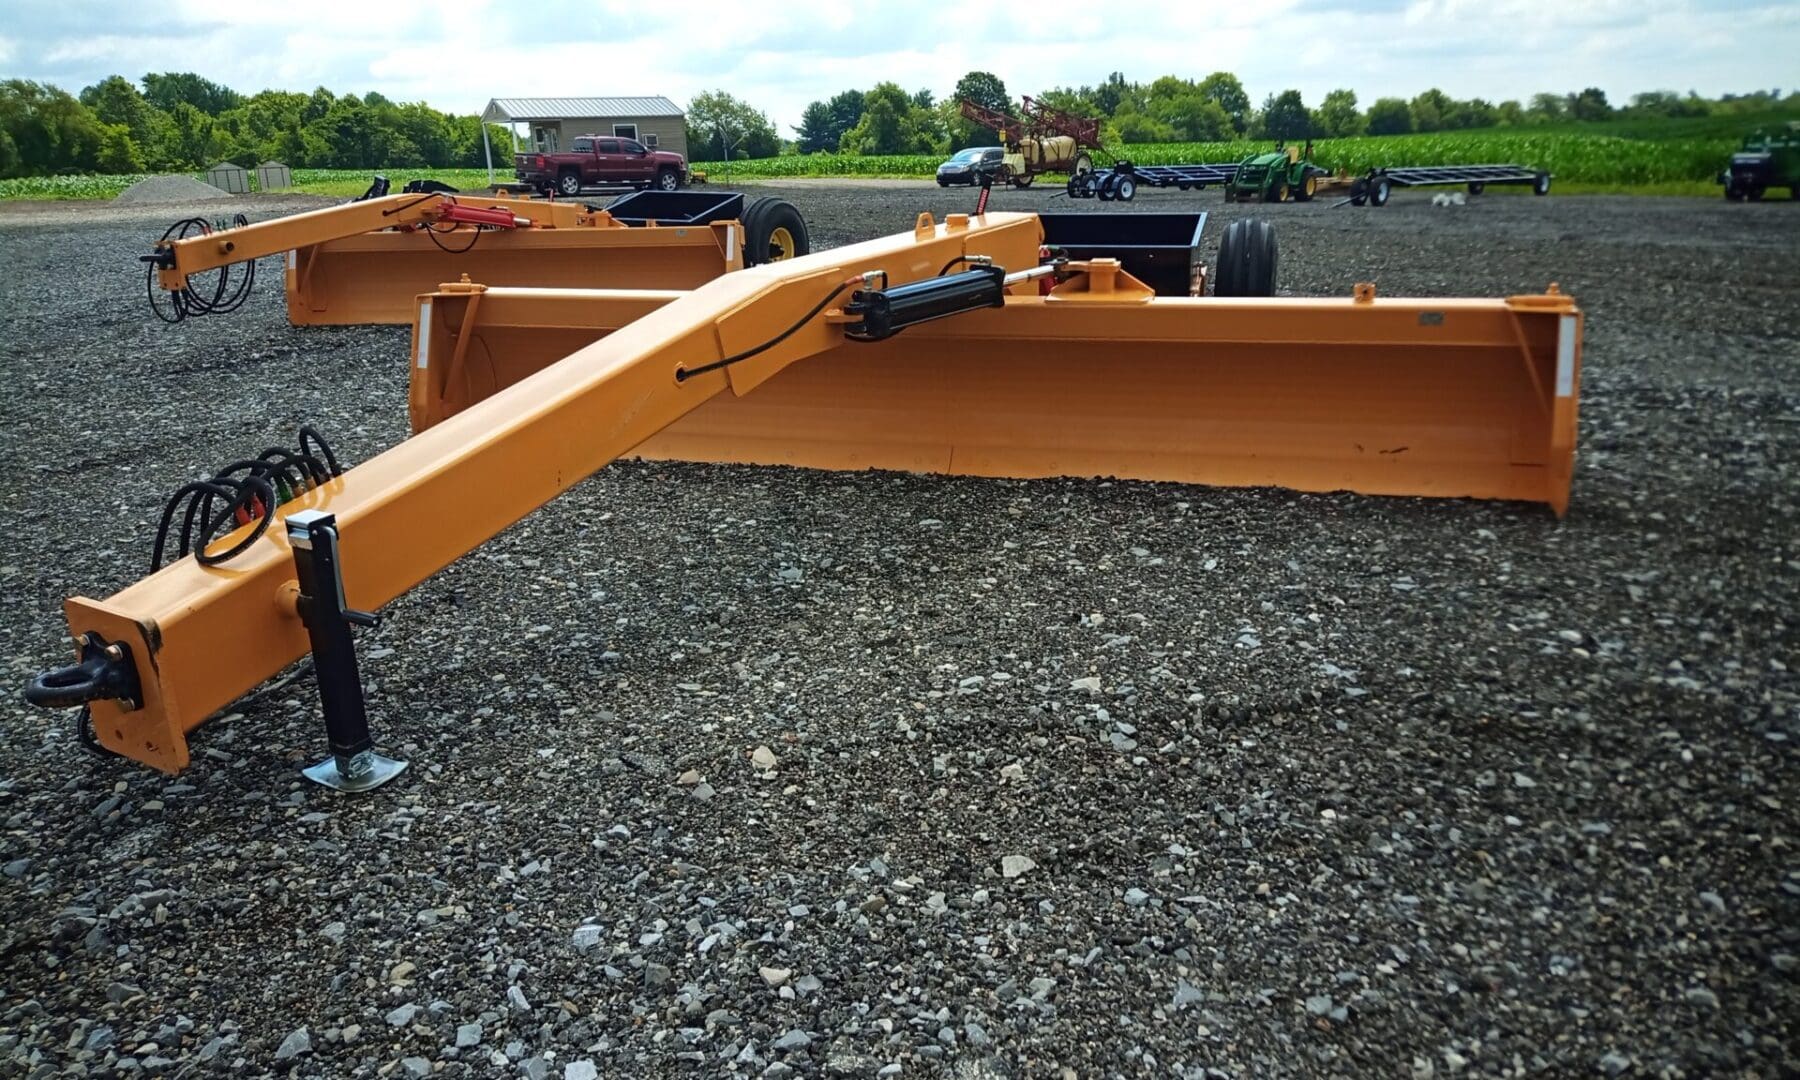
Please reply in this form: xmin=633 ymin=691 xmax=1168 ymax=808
xmin=205 ymin=161 xmax=249 ymax=194
xmin=255 ymin=161 xmax=293 ymax=191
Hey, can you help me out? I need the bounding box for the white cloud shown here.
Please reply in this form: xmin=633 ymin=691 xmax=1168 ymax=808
xmin=6 ymin=0 xmax=1797 ymax=132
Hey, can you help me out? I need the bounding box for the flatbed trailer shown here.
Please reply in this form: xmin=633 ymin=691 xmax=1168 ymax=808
xmin=1124 ymin=163 xmax=1241 ymax=190
xmin=1064 ymin=162 xmax=1240 ymax=201
xmin=1377 ymin=164 xmax=1553 ymax=193
xmin=1064 ymin=161 xmax=1550 ymax=205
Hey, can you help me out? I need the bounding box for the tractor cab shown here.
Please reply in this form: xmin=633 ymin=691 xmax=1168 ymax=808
xmin=1226 ymin=141 xmax=1325 ymax=204
xmin=1720 ymin=123 xmax=1800 ymax=201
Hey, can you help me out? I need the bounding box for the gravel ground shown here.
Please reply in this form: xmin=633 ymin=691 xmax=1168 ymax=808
xmin=1 ymin=182 xmax=1796 ymax=1080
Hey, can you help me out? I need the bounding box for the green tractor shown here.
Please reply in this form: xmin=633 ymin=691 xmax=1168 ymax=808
xmin=1224 ymin=142 xmax=1328 ymax=203
xmin=1720 ymin=123 xmax=1800 ymax=201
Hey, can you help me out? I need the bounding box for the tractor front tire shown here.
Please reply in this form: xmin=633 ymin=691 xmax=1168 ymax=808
xmin=743 ymin=197 xmax=810 ymax=265
xmin=1264 ymin=178 xmax=1287 ymax=204
xmin=1294 ymin=173 xmax=1317 ymax=202
xmin=1214 ymin=218 xmax=1279 ymax=298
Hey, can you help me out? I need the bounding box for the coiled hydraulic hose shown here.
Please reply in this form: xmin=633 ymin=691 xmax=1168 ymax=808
xmin=145 ymin=213 xmax=257 ymax=323
xmin=28 ymin=425 xmax=345 ymax=755
xmin=149 ymin=425 xmax=343 ymax=571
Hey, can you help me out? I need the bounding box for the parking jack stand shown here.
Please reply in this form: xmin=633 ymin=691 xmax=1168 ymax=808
xmin=286 ymin=509 xmax=407 ymax=792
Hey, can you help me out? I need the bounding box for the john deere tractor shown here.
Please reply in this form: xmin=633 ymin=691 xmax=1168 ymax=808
xmin=1720 ymin=123 xmax=1800 ymax=201
xmin=1224 ymin=142 xmax=1328 ymax=203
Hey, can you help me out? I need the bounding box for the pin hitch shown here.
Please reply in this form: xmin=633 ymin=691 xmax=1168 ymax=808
xmin=286 ymin=509 xmax=406 ymax=792
xmin=24 ymin=633 xmax=143 ymax=711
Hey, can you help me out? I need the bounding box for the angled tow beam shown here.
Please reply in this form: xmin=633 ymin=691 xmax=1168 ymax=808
xmin=33 ymin=212 xmax=1045 ymax=778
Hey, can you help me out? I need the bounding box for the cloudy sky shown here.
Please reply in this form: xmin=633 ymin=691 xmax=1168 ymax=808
xmin=3 ymin=0 xmax=1795 ymax=131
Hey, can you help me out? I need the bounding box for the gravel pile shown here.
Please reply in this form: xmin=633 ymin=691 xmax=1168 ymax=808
xmin=112 ymin=174 xmax=234 ymax=206
xmin=0 ymin=184 xmax=1795 ymax=1078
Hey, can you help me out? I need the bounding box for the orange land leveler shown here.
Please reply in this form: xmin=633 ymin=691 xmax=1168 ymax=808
xmin=141 ymin=184 xmax=807 ymax=326
xmin=34 ymin=209 xmax=1580 ymax=788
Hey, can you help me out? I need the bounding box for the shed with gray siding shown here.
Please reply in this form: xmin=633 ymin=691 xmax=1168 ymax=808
xmin=481 ymin=97 xmax=688 ymax=181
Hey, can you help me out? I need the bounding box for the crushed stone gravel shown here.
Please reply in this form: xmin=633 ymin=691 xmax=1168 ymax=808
xmin=0 ymin=181 xmax=1796 ymax=1078
xmin=111 ymin=174 xmax=235 ymax=206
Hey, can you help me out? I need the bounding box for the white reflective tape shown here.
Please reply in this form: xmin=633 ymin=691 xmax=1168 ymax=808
xmin=286 ymin=249 xmax=296 ymax=271
xmin=726 ymin=226 xmax=737 ymax=265
xmin=1554 ymin=315 xmax=1576 ymax=398
xmin=416 ymin=300 xmax=431 ymax=369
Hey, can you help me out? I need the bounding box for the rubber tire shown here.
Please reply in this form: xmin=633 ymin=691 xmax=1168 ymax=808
xmin=1072 ymin=153 xmax=1093 ymax=175
xmin=1724 ymin=180 xmax=1744 ymax=201
xmin=1214 ymin=218 xmax=1279 ymax=298
xmin=1011 ymin=173 xmax=1034 ymax=189
xmin=1066 ymin=174 xmax=1084 ymax=199
xmin=655 ymin=168 xmax=680 ymax=191
xmin=1264 ymin=177 xmax=1287 ymax=204
xmin=1533 ymin=172 xmax=1551 ymax=196
xmin=1294 ymin=173 xmax=1316 ymax=202
xmin=1370 ymin=177 xmax=1392 ymax=207
xmin=938 ymin=180 xmax=951 ymax=188
xmin=1115 ymin=175 xmax=1136 ymax=202
xmin=1747 ymin=185 xmax=1765 ymax=202
xmin=1467 ymin=182 xmax=1485 ymax=195
xmin=742 ymin=197 xmax=810 ymax=266
xmin=1097 ymin=174 xmax=1117 ymax=202
xmin=558 ymin=171 xmax=582 ymax=197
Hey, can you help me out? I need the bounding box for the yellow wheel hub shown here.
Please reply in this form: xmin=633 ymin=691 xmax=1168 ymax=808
xmin=1305 ymin=176 xmax=1317 ymax=196
xmin=769 ymin=227 xmax=796 ymax=262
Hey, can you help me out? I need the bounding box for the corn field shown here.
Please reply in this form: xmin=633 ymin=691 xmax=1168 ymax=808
xmin=0 ymin=130 xmax=1743 ymax=200
xmin=0 ymin=168 xmax=501 ymax=201
xmin=696 ymin=130 xmax=1738 ymax=186
xmin=0 ymin=174 xmax=150 ymax=199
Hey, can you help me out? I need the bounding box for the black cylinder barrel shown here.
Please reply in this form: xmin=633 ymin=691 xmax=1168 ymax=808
xmin=845 ymin=266 xmax=1006 ymax=341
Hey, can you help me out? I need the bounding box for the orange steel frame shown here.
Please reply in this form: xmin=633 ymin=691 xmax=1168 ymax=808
xmin=62 ymin=211 xmax=1580 ymax=775
xmin=151 ymin=191 xmax=744 ymax=326
xmin=286 ymin=223 xmax=740 ymax=325
xmin=412 ymin=282 xmax=1581 ymax=510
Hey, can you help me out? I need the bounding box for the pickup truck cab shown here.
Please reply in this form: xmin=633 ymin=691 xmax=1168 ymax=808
xmin=516 ymin=135 xmax=689 ymax=196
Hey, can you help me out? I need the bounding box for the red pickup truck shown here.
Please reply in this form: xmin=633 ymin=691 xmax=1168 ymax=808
xmin=515 ymin=135 xmax=689 ymax=196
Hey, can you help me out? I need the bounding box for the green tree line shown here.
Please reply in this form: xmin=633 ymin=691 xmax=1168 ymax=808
xmin=0 ymin=72 xmax=509 ymax=178
xmin=4 ymin=69 xmax=1794 ymax=178
xmin=783 ymin=73 xmax=1795 ymax=155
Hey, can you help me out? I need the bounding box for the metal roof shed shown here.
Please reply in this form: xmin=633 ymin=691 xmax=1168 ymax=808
xmin=480 ymin=97 xmax=686 ymax=182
